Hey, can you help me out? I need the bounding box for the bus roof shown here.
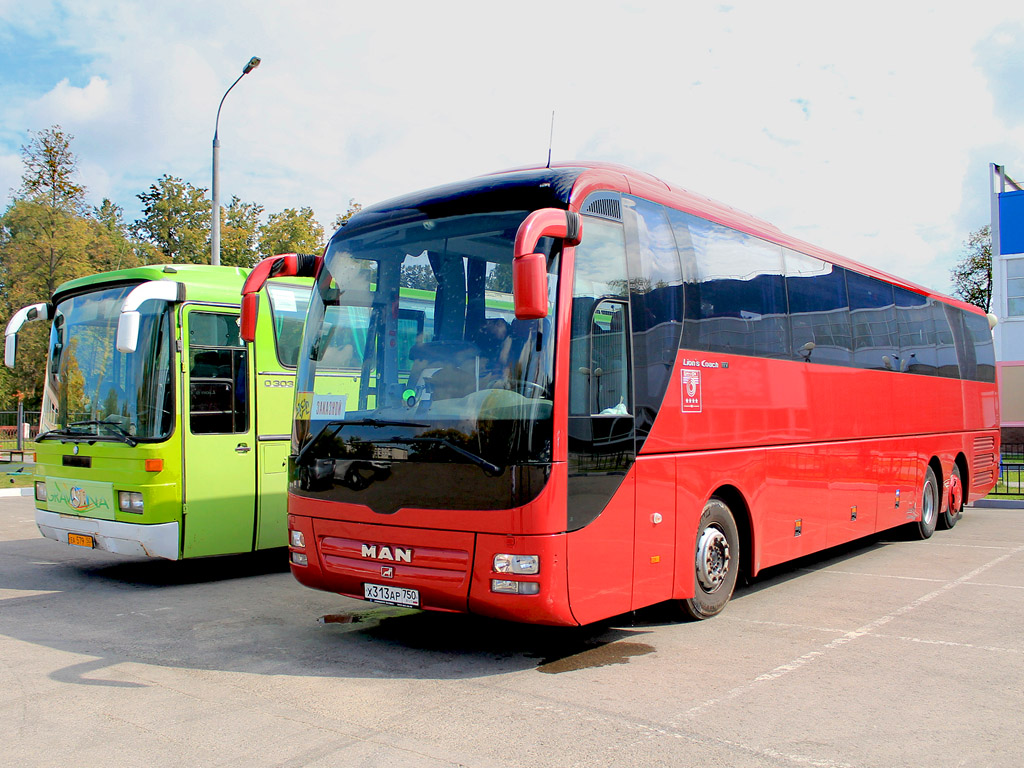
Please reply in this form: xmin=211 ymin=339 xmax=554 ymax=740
xmin=52 ymin=264 xmax=253 ymax=307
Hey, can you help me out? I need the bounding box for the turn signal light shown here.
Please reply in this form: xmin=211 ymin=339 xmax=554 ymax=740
xmin=145 ymin=458 xmax=163 ymax=472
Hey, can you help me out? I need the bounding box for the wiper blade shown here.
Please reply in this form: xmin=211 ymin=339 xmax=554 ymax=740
xmin=295 ymin=418 xmax=429 ymax=465
xmin=393 ymin=436 xmax=502 ymax=476
xmin=67 ymin=420 xmax=138 ymax=447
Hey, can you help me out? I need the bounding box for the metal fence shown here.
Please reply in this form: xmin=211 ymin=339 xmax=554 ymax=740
xmin=0 ymin=410 xmax=40 ymax=455
xmin=992 ymin=443 xmax=1024 ymax=497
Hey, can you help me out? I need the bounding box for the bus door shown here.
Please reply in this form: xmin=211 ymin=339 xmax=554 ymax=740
xmin=181 ymin=307 xmax=257 ymax=557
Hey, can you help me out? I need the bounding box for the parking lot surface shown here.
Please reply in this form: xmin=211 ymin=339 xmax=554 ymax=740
xmin=0 ymin=494 xmax=1021 ymax=767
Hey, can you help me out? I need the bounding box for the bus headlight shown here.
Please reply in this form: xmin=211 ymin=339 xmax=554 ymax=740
xmin=491 ymin=579 xmax=540 ymax=595
xmin=35 ymin=481 xmax=47 ymax=502
xmin=289 ymin=529 xmax=305 ymax=548
xmin=117 ymin=491 xmax=144 ymax=513
xmin=493 ymin=554 xmax=539 ymax=575
xmin=291 ymin=552 xmax=308 ymax=566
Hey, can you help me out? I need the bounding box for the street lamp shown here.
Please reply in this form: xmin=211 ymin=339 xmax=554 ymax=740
xmin=211 ymin=56 xmax=261 ymax=266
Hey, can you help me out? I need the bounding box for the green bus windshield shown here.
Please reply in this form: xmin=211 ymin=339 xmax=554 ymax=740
xmin=41 ymin=284 xmax=174 ymax=441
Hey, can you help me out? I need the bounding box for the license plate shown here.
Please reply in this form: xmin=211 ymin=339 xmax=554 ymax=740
xmin=363 ymin=582 xmax=420 ymax=607
xmin=68 ymin=532 xmax=95 ymax=548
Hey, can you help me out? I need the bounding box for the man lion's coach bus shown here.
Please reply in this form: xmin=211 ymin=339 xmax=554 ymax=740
xmin=4 ymin=264 xmax=311 ymax=560
xmin=241 ymin=163 xmax=999 ymax=625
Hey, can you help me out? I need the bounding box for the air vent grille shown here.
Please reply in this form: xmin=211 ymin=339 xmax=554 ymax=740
xmin=584 ymin=197 xmax=621 ymax=221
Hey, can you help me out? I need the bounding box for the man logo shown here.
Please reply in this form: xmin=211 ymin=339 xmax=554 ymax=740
xmin=361 ymin=544 xmax=412 ymax=563
xmin=381 ymin=566 xmax=394 ymax=578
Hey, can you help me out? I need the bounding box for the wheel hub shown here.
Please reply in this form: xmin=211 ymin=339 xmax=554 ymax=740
xmin=696 ymin=524 xmax=730 ymax=593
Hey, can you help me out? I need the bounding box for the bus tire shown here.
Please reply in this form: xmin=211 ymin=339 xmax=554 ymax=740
xmin=913 ymin=467 xmax=939 ymax=540
xmin=681 ymin=498 xmax=740 ymax=620
xmin=938 ymin=464 xmax=963 ymax=530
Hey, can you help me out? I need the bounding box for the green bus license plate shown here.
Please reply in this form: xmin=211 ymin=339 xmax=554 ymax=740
xmin=68 ymin=533 xmax=94 ymax=548
xmin=363 ymin=583 xmax=420 ymax=607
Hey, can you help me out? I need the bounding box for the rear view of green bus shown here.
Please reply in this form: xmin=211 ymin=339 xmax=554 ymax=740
xmin=3 ymin=264 xmax=312 ymax=560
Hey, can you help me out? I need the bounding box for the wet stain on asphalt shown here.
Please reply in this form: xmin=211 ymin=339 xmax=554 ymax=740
xmin=536 ymin=641 xmax=655 ymax=674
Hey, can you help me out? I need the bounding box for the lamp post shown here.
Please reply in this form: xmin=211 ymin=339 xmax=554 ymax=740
xmin=211 ymin=56 xmax=261 ymax=266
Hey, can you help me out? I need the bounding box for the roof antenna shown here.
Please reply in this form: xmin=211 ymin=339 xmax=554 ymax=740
xmin=546 ymin=111 xmax=555 ymax=169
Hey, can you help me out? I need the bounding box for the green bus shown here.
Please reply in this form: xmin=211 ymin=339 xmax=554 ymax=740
xmin=3 ymin=264 xmax=312 ymax=560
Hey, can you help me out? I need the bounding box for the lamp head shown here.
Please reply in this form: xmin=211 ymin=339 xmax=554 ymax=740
xmin=243 ymin=57 xmax=261 ymax=75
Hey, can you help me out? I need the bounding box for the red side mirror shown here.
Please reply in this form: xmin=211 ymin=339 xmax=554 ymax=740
xmin=240 ymin=292 xmax=259 ymax=343
xmin=512 ymin=253 xmax=549 ymax=320
xmin=512 ymin=209 xmax=582 ymax=320
xmin=240 ymin=252 xmax=321 ymax=343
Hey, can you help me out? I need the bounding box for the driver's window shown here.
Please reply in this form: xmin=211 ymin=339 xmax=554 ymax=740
xmin=588 ymin=301 xmax=631 ymax=415
xmin=188 ymin=312 xmax=248 ymax=434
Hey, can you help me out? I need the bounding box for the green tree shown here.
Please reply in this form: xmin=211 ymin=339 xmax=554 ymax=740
xmin=331 ymin=199 xmax=363 ymax=232
xmin=220 ymin=196 xmax=264 ymax=267
xmin=0 ymin=125 xmax=92 ymax=406
xmin=951 ymin=225 xmax=992 ymax=312
xmin=133 ymin=174 xmax=211 ymax=263
xmin=258 ymin=206 xmax=324 ymax=257
xmin=89 ymin=199 xmax=146 ymax=272
xmin=19 ymin=125 xmax=86 ymax=215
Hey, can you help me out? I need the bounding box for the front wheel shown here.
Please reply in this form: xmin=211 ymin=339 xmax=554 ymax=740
xmin=681 ymin=498 xmax=740 ymax=620
xmin=913 ymin=467 xmax=939 ymax=540
xmin=938 ymin=464 xmax=964 ymax=530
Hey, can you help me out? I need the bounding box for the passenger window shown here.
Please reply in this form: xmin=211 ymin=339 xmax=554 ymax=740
xmin=846 ymin=271 xmax=897 ymax=370
xmin=785 ymin=251 xmax=853 ymax=366
xmin=894 ymin=287 xmax=937 ymax=375
xmin=669 ymin=209 xmax=788 ymax=358
xmin=188 ymin=312 xmax=248 ymax=434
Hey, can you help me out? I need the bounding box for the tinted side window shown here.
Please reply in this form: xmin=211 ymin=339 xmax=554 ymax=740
xmin=846 ymin=271 xmax=897 ymax=370
xmin=669 ymin=209 xmax=788 ymax=358
xmin=963 ymin=310 xmax=996 ymax=382
xmin=622 ymin=197 xmax=683 ymax=435
xmin=786 ymin=251 xmax=853 ymax=366
xmin=932 ymin=301 xmax=960 ymax=379
xmin=894 ymin=287 xmax=937 ymax=375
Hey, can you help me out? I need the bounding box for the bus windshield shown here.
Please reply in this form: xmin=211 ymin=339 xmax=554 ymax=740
xmin=294 ymin=210 xmax=558 ymax=484
xmin=41 ymin=284 xmax=174 ymax=442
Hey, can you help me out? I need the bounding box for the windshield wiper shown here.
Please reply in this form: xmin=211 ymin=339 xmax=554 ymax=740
xmin=393 ymin=436 xmax=502 ymax=475
xmin=295 ymin=418 xmax=429 ymax=465
xmin=67 ymin=419 xmax=138 ymax=447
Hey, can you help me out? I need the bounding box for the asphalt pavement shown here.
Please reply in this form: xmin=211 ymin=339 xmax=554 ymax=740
xmin=0 ymin=494 xmax=1021 ymax=768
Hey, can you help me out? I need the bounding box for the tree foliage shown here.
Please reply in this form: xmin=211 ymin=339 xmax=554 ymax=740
xmin=258 ymin=206 xmax=325 ymax=257
xmin=950 ymin=225 xmax=992 ymax=313
xmin=133 ymin=175 xmax=211 ymax=263
xmin=220 ymin=196 xmax=264 ymax=267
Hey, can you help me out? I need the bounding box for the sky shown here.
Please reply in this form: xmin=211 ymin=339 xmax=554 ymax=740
xmin=1 ymin=1 xmax=1023 ymax=295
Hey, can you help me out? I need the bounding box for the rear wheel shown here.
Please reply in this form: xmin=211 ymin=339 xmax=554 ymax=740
xmin=681 ymin=498 xmax=740 ymax=620
xmin=938 ymin=464 xmax=964 ymax=530
xmin=913 ymin=467 xmax=939 ymax=540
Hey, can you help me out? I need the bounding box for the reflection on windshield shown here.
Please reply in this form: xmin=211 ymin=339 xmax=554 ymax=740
xmin=294 ymin=210 xmax=559 ymax=486
xmin=41 ymin=285 xmax=174 ymax=441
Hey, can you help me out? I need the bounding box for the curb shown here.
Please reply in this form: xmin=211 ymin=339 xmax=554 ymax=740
xmin=970 ymin=499 xmax=1024 ymax=510
xmin=0 ymin=487 xmax=32 ymax=498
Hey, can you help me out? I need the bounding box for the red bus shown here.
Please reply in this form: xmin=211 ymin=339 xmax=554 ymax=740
xmin=242 ymin=163 xmax=999 ymax=626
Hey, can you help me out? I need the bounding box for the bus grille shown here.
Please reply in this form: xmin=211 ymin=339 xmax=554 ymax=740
xmin=973 ymin=436 xmax=997 ymax=489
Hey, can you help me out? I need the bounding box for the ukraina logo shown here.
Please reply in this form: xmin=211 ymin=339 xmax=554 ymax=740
xmin=681 ymin=368 xmax=702 ymax=413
